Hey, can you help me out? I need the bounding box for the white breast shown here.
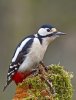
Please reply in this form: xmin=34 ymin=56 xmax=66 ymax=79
xmin=18 ymin=38 xmax=48 ymax=72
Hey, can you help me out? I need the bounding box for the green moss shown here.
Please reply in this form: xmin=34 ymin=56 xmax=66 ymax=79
xmin=18 ymin=64 xmax=73 ymax=100
xmin=48 ymin=65 xmax=73 ymax=100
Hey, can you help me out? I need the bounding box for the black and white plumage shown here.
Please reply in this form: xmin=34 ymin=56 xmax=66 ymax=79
xmin=3 ymin=24 xmax=66 ymax=91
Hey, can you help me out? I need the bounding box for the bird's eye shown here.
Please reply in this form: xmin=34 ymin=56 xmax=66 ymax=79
xmin=47 ymin=29 xmax=50 ymax=32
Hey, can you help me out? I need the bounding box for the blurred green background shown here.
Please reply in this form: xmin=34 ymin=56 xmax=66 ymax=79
xmin=0 ymin=0 xmax=76 ymax=100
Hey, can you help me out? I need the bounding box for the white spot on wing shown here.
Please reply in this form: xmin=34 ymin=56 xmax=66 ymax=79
xmin=12 ymin=38 xmax=31 ymax=62
xmin=10 ymin=66 xmax=13 ymax=68
xmin=14 ymin=64 xmax=17 ymax=67
xmin=8 ymin=76 xmax=11 ymax=81
xmin=11 ymin=73 xmax=14 ymax=75
xmin=8 ymin=73 xmax=10 ymax=75
xmin=8 ymin=70 xmax=15 ymax=75
xmin=18 ymin=63 xmax=21 ymax=65
xmin=15 ymin=67 xmax=17 ymax=70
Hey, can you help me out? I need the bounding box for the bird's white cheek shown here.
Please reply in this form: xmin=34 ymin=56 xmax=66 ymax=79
xmin=38 ymin=28 xmax=47 ymax=36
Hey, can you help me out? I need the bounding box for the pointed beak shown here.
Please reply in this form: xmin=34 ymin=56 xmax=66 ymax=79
xmin=55 ymin=31 xmax=66 ymax=36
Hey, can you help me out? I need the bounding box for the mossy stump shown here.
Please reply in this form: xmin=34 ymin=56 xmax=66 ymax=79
xmin=13 ymin=65 xmax=73 ymax=100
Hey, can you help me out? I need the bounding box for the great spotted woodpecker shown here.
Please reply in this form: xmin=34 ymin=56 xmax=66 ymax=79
xmin=3 ymin=24 xmax=66 ymax=91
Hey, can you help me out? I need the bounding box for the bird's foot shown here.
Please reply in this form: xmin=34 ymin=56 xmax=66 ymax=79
xmin=39 ymin=61 xmax=48 ymax=72
xmin=31 ymin=69 xmax=38 ymax=76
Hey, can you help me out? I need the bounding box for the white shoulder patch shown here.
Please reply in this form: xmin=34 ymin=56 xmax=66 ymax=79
xmin=12 ymin=38 xmax=31 ymax=62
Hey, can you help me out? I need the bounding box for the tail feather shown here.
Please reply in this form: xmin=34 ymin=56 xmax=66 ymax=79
xmin=3 ymin=80 xmax=12 ymax=92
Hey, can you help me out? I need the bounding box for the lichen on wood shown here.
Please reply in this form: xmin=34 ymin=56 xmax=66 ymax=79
xmin=13 ymin=64 xmax=73 ymax=100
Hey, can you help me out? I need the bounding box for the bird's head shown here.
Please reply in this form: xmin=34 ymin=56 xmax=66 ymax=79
xmin=38 ymin=24 xmax=66 ymax=40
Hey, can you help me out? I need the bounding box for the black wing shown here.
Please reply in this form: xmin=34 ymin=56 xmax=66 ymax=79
xmin=3 ymin=37 xmax=34 ymax=91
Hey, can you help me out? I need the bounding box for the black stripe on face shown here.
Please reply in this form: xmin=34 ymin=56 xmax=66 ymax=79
xmin=37 ymin=34 xmax=43 ymax=44
xmin=37 ymin=32 xmax=57 ymax=39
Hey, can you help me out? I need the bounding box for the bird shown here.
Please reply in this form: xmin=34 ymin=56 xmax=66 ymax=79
xmin=3 ymin=24 xmax=66 ymax=91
